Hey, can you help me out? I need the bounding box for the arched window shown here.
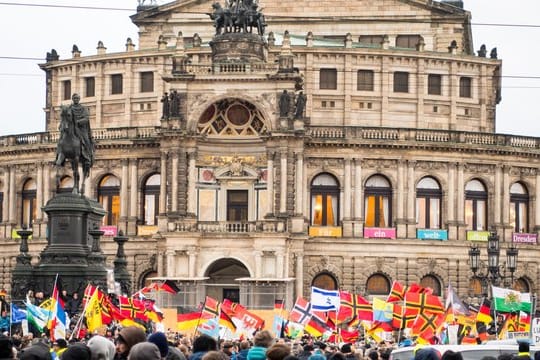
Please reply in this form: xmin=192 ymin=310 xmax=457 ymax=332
xmin=510 ymin=182 xmax=528 ymax=233
xmin=57 ymin=176 xmax=74 ymax=194
xmin=21 ymin=179 xmax=37 ymax=227
xmin=513 ymin=278 xmax=530 ymax=293
xmin=465 ymin=179 xmax=487 ymax=231
xmin=310 ymin=173 xmax=339 ymax=226
xmin=98 ymin=175 xmax=120 ymax=226
xmin=366 ymin=274 xmax=391 ymax=295
xmin=420 ymin=274 xmax=442 ymax=296
xmin=312 ymin=272 xmax=338 ymax=290
xmin=469 ymin=277 xmax=484 ymax=297
xmin=365 ymin=175 xmax=392 ymax=227
xmin=143 ymin=173 xmax=160 ymax=226
xmin=416 ymin=177 xmax=442 ymax=229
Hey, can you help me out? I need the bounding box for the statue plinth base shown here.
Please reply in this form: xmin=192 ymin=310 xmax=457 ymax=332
xmin=210 ymin=33 xmax=267 ymax=62
xmin=12 ymin=193 xmax=108 ymax=297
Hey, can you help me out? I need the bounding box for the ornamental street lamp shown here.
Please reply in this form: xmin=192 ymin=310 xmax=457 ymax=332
xmin=468 ymin=231 xmax=518 ymax=289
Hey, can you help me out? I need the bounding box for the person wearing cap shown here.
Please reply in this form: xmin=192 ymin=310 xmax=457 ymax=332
xmin=51 ymin=338 xmax=68 ymax=358
xmin=114 ymin=326 xmax=147 ymax=360
xmin=517 ymin=340 xmax=532 ymax=360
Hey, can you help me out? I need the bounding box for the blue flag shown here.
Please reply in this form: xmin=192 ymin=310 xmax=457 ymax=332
xmin=11 ymin=304 xmax=26 ymax=324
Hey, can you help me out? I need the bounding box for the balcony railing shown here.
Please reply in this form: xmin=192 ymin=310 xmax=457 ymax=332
xmin=1 ymin=126 xmax=539 ymax=152
xmin=168 ymin=220 xmax=287 ymax=233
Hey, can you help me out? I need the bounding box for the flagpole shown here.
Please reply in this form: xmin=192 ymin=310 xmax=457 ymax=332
xmin=194 ymin=297 xmax=207 ymax=338
xmin=9 ymin=302 xmax=12 ymax=337
xmin=69 ymin=283 xmax=96 ymax=341
xmin=44 ymin=273 xmax=59 ymax=337
xmin=396 ymin=296 xmax=405 ymax=345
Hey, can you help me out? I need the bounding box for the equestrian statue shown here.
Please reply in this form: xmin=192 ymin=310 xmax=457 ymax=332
xmin=54 ymin=93 xmax=95 ymax=195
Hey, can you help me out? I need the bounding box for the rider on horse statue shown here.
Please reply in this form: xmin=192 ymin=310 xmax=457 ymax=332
xmin=55 ymin=93 xmax=95 ymax=195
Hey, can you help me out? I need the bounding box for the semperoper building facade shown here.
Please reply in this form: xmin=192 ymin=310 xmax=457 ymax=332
xmin=1 ymin=0 xmax=539 ymax=309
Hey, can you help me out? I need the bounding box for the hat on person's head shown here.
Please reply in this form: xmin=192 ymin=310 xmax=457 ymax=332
xmin=62 ymin=343 xmax=92 ymax=360
xmin=148 ymin=331 xmax=170 ymax=358
xmin=309 ymin=353 xmax=326 ymax=360
xmin=0 ymin=289 xmax=6 ymax=297
xmin=128 ymin=342 xmax=161 ymax=360
xmin=518 ymin=340 xmax=531 ymax=354
xmin=340 ymin=344 xmax=352 ymax=354
xmin=53 ymin=338 xmax=68 ymax=348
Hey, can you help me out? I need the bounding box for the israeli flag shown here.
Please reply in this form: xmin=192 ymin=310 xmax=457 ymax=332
xmin=310 ymin=286 xmax=340 ymax=311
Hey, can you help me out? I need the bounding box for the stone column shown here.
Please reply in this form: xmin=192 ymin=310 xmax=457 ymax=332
xmin=9 ymin=166 xmax=16 ymax=225
xmin=494 ymin=164 xmax=502 ymax=228
xmin=534 ymin=169 xmax=540 ymax=233
xmin=343 ymin=158 xmax=353 ymax=236
xmin=2 ymin=169 xmax=9 ymax=225
xmin=36 ymin=163 xmax=43 ymax=222
xmin=295 ymin=152 xmax=304 ymax=216
xmin=291 ymin=151 xmax=304 ymax=233
xmin=396 ymin=160 xmax=406 ymax=238
xmin=280 ymin=151 xmax=287 ymax=214
xmin=447 ymin=163 xmax=457 ymax=239
xmin=353 ymin=159 xmax=363 ymax=236
xmin=254 ymin=251 xmax=262 ymax=278
xmin=456 ymin=163 xmax=465 ymax=240
xmin=266 ymin=151 xmax=274 ymax=217
xmin=187 ymin=150 xmax=197 ymax=217
xmin=171 ymin=151 xmax=179 ymax=212
xmin=276 ymin=250 xmax=284 ymax=278
xmin=166 ymin=250 xmax=176 ymax=277
xmin=295 ymin=251 xmax=304 ymax=297
xmin=157 ymin=251 xmax=164 ymax=276
xmin=502 ymin=165 xmax=511 ymax=228
xmin=159 ymin=152 xmax=167 ymax=215
xmin=120 ymin=159 xmax=129 ymax=223
xmin=407 ymin=161 xmax=416 ymax=238
xmin=128 ymin=159 xmax=138 ymax=235
xmin=188 ymin=248 xmax=197 ymax=278
xmin=43 ymin=164 xmax=50 ymax=208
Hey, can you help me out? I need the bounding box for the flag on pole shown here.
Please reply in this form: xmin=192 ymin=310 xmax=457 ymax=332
xmin=84 ymin=288 xmax=103 ymax=333
xmin=372 ymin=297 xmax=393 ymax=322
xmin=48 ymin=279 xmax=68 ymax=342
xmin=310 ymin=286 xmax=340 ymax=311
xmin=289 ymin=297 xmax=312 ymax=325
xmin=476 ymin=298 xmax=493 ymax=324
xmin=491 ymin=286 xmax=531 ymax=313
xmin=26 ymin=302 xmax=50 ymax=332
xmin=177 ymin=312 xmax=201 ymax=331
xmin=445 ymin=284 xmax=470 ymax=317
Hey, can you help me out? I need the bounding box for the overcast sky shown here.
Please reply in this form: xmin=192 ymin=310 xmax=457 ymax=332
xmin=1 ymin=0 xmax=539 ymax=137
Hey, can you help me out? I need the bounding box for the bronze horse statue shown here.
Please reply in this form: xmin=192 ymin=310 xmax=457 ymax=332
xmin=55 ymin=105 xmax=89 ymax=195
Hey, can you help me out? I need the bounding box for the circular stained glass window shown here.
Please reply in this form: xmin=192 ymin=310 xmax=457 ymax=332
xmin=227 ymin=104 xmax=250 ymax=126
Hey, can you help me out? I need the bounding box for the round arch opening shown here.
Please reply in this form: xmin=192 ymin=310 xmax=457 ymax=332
xmin=205 ymin=258 xmax=250 ymax=303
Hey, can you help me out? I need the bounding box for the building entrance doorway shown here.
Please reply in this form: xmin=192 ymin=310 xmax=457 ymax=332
xmin=205 ymin=258 xmax=250 ymax=301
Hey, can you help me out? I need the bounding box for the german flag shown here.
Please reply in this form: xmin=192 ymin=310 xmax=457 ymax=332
xmin=304 ymin=311 xmax=330 ymax=337
xmin=177 ymin=311 xmax=201 ymax=331
xmin=219 ymin=309 xmax=236 ymax=332
xmin=476 ymin=298 xmax=493 ymax=325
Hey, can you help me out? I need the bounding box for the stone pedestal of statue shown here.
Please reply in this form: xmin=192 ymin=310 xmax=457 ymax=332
xmin=32 ymin=193 xmax=108 ymax=294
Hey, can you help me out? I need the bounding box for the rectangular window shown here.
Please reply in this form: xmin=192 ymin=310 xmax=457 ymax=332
xmin=358 ymin=35 xmax=384 ymax=46
xmin=396 ymin=35 xmax=422 ymax=49
xmin=62 ymin=80 xmax=71 ymax=100
xmin=111 ymin=74 xmax=123 ymax=95
xmin=357 ymin=70 xmax=374 ymax=91
xmin=365 ymin=195 xmax=390 ymax=227
xmin=85 ymin=77 xmax=95 ymax=97
xmin=227 ymin=190 xmax=248 ymax=222
xmin=0 ymin=192 xmax=3 ymax=223
xmin=460 ymin=77 xmax=472 ymax=98
xmin=428 ymin=74 xmax=442 ymax=95
xmin=140 ymin=71 xmax=154 ymax=93
xmin=393 ymin=72 xmax=409 ymax=93
xmin=319 ymin=68 xmax=337 ymax=90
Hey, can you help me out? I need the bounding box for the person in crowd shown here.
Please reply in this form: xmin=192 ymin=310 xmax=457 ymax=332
xmin=67 ymin=293 xmax=81 ymax=318
xmin=19 ymin=338 xmax=52 ymax=360
xmin=114 ymin=326 xmax=147 ymax=360
xmin=298 ymin=345 xmax=314 ymax=360
xmin=414 ymin=348 xmax=441 ymax=360
xmin=339 ymin=344 xmax=356 ymax=360
xmin=128 ymin=342 xmax=161 ymax=360
xmin=62 ymin=342 xmax=92 ymax=360
xmin=236 ymin=341 xmax=250 ymax=360
xmin=51 ymin=338 xmax=68 ymax=358
xmin=87 ymin=335 xmax=116 ymax=360
xmin=189 ymin=335 xmax=218 ymax=360
xmin=0 ymin=335 xmax=15 ymax=360
xmin=441 ymin=351 xmax=463 ymax=360
xmin=148 ymin=331 xmax=184 ymax=360
xmin=202 ymin=351 xmax=229 ymax=360
xmin=221 ymin=342 xmax=236 ymax=360
xmin=246 ymin=330 xmax=273 ymax=360
xmin=266 ymin=343 xmax=291 ymax=360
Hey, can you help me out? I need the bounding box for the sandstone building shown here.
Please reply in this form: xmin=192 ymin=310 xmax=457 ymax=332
xmin=1 ymin=0 xmax=538 ymax=309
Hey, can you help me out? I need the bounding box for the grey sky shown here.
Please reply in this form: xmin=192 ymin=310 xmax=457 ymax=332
xmin=0 ymin=0 xmax=539 ymax=137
